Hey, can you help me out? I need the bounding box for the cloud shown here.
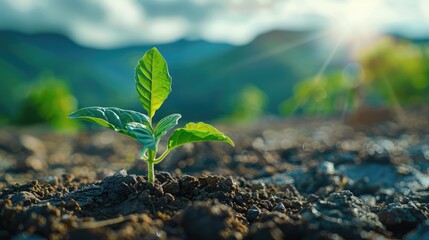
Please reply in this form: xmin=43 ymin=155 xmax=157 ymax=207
xmin=0 ymin=0 xmax=428 ymax=48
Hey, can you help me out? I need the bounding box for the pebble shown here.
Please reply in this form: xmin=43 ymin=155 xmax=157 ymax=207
xmin=247 ymin=205 xmax=261 ymax=222
xmin=251 ymin=182 xmax=266 ymax=191
xmin=273 ymin=202 xmax=286 ymax=213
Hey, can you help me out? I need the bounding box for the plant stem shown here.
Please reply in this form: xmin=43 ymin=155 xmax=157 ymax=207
xmin=154 ymin=149 xmax=171 ymax=164
xmin=147 ymin=160 xmax=155 ymax=183
xmin=147 ymin=117 xmax=155 ymax=183
xmin=147 ymin=149 xmax=155 ymax=183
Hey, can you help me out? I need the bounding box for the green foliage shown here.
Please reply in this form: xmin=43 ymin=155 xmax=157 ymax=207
xmin=135 ymin=48 xmax=172 ymax=119
xmin=154 ymin=114 xmax=181 ymax=139
xmin=126 ymin=122 xmax=157 ymax=154
xmin=69 ymin=47 xmax=234 ymax=183
xmin=279 ymin=72 xmax=357 ymax=115
xmin=227 ymin=85 xmax=268 ymax=123
xmin=168 ymin=122 xmax=234 ymax=151
xmin=280 ymin=37 xmax=429 ymax=115
xmin=68 ymin=107 xmax=151 ymax=136
xmin=17 ymin=74 xmax=79 ymax=131
xmin=358 ymin=37 xmax=429 ymax=105
xmin=0 ymin=31 xmax=325 ymax=121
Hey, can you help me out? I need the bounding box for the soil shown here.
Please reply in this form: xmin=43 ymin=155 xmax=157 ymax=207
xmin=1 ymin=107 xmax=429 ymax=239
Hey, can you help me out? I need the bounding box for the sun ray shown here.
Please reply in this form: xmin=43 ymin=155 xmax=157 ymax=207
xmin=290 ymin=32 xmax=347 ymax=114
xmin=314 ymin=32 xmax=346 ymax=83
xmin=220 ymin=30 xmax=328 ymax=74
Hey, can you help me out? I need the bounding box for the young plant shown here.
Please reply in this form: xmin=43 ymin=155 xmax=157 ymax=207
xmin=68 ymin=48 xmax=234 ymax=183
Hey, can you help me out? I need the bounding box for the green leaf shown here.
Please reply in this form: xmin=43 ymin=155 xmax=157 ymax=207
xmin=68 ymin=107 xmax=151 ymax=137
xmin=126 ymin=122 xmax=156 ymax=152
xmin=154 ymin=114 xmax=181 ymax=139
xmin=135 ymin=47 xmax=172 ymax=119
xmin=168 ymin=122 xmax=234 ymax=150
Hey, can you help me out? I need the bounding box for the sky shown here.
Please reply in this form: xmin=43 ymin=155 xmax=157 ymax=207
xmin=0 ymin=0 xmax=428 ymax=48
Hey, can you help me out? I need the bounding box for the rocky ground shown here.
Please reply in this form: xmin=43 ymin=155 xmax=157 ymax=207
xmin=1 ymin=107 xmax=429 ymax=239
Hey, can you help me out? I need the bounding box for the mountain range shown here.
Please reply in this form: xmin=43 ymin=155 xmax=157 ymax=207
xmin=0 ymin=29 xmax=368 ymax=122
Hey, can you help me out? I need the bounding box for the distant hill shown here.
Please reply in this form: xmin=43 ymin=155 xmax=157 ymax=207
xmin=0 ymin=30 xmax=340 ymax=122
xmin=170 ymin=30 xmax=346 ymax=120
xmin=0 ymin=31 xmax=233 ymax=120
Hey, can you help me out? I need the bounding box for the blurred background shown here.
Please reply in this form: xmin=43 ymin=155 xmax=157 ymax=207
xmin=1 ymin=0 xmax=429 ymax=131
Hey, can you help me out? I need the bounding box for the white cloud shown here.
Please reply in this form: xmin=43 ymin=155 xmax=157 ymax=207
xmin=0 ymin=0 xmax=428 ymax=48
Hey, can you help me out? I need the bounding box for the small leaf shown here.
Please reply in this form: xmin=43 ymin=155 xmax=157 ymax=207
xmin=135 ymin=47 xmax=172 ymax=118
xmin=154 ymin=114 xmax=181 ymax=139
xmin=68 ymin=107 xmax=151 ymax=137
xmin=168 ymin=122 xmax=234 ymax=151
xmin=126 ymin=122 xmax=156 ymax=153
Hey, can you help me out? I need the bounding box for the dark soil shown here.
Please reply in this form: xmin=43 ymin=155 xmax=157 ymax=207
xmin=1 ymin=108 xmax=429 ymax=239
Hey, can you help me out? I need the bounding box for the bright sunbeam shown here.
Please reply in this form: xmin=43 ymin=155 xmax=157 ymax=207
xmin=314 ymin=31 xmax=346 ymax=82
xmin=220 ymin=31 xmax=327 ymax=74
xmin=326 ymin=0 xmax=383 ymax=55
xmin=289 ymin=31 xmax=346 ymax=114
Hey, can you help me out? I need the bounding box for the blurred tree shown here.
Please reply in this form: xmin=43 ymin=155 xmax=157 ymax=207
xmin=225 ymin=84 xmax=268 ymax=123
xmin=358 ymin=37 xmax=429 ymax=105
xmin=279 ymin=72 xmax=358 ymax=115
xmin=280 ymin=37 xmax=429 ymax=116
xmin=16 ymin=73 xmax=79 ymax=131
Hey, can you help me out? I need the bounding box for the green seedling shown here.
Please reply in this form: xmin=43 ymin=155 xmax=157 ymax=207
xmin=68 ymin=48 xmax=234 ymax=183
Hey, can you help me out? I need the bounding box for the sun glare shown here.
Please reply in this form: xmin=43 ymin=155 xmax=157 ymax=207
xmin=327 ymin=0 xmax=383 ymax=53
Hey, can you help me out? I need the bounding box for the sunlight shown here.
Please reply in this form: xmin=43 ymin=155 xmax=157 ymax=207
xmin=273 ymin=0 xmax=388 ymax=115
xmin=294 ymin=32 xmax=346 ymax=114
xmin=327 ymin=0 xmax=383 ymax=55
xmin=221 ymin=31 xmax=327 ymax=74
xmin=314 ymin=31 xmax=345 ymax=82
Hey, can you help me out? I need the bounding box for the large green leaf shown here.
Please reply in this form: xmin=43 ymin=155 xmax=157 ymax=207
xmin=68 ymin=107 xmax=151 ymax=137
xmin=154 ymin=114 xmax=181 ymax=139
xmin=168 ymin=122 xmax=234 ymax=150
xmin=135 ymin=48 xmax=172 ymax=119
xmin=126 ymin=122 xmax=156 ymax=152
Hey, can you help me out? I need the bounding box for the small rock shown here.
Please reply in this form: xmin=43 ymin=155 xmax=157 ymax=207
xmin=379 ymin=200 xmax=429 ymax=236
xmin=224 ymin=177 xmax=235 ymax=187
xmin=218 ymin=176 xmax=235 ymax=192
xmin=318 ymin=161 xmax=335 ymax=174
xmin=115 ymin=169 xmax=128 ymax=177
xmin=247 ymin=205 xmax=261 ymax=222
xmin=251 ymin=182 xmax=266 ymax=191
xmin=155 ymin=171 xmax=174 ymax=183
xmin=273 ymin=202 xmax=286 ymax=213
xmin=207 ymin=175 xmax=221 ymax=188
xmin=10 ymin=191 xmax=40 ymax=205
xmin=44 ymin=176 xmax=59 ymax=186
xmin=307 ymin=194 xmax=319 ymax=202
xmin=359 ymin=194 xmax=377 ymax=207
xmin=163 ymin=180 xmax=180 ymax=194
